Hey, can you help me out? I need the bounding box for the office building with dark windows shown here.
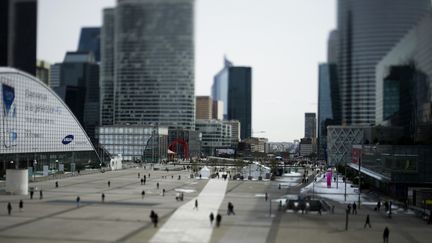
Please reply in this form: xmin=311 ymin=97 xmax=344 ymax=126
xmin=0 ymin=0 xmax=37 ymax=76
xmin=376 ymin=13 xmax=432 ymax=143
xmin=78 ymin=27 xmax=101 ymax=62
xmin=337 ymin=0 xmax=430 ymax=125
xmin=52 ymin=52 xmax=100 ymax=144
xmin=304 ymin=113 xmax=316 ymax=139
xmin=0 ymin=68 xmax=99 ymax=178
xmin=318 ymin=64 xmax=339 ymax=159
xmin=212 ymin=58 xmax=252 ymax=139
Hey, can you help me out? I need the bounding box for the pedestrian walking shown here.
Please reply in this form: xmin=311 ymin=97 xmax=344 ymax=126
xmin=150 ymin=210 xmax=158 ymax=227
xmin=148 ymin=173 xmax=150 ymax=178
xmin=278 ymin=184 xmax=281 ymax=190
xmin=55 ymin=181 xmax=59 ymax=188
xmin=193 ymin=199 xmax=198 ymax=210
xmin=216 ymin=214 xmax=222 ymax=227
xmin=19 ymin=200 xmax=23 ymax=212
xmin=364 ymin=214 xmax=371 ymax=228
xmin=377 ymin=201 xmax=381 ymax=212
xmin=76 ymin=196 xmax=80 ymax=207
xmin=227 ymin=202 xmax=235 ymax=215
xmin=101 ymin=193 xmax=105 ymax=202
xmin=107 ymin=181 xmax=111 ymax=187
xmin=162 ymin=188 xmax=165 ymax=197
xmin=39 ymin=190 xmax=43 ymax=200
xmin=265 ymin=192 xmax=268 ymax=201
xmin=347 ymin=203 xmax=351 ymax=214
xmin=383 ymin=227 xmax=390 ymax=243
xmin=7 ymin=202 xmax=12 ymax=215
xmin=388 ymin=201 xmax=392 ymax=218
xmin=156 ymin=182 xmax=159 ymax=190
xmin=352 ymin=202 xmax=357 ymax=215
xmin=141 ymin=190 xmax=145 ymax=199
xmin=209 ymin=212 xmax=214 ymax=225
xmin=30 ymin=188 xmax=34 ymax=199
xmin=141 ymin=178 xmax=144 ymax=185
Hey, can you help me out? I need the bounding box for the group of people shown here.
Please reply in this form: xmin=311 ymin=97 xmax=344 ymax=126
xmin=6 ymin=200 xmax=23 ymax=215
xmin=346 ymin=202 xmax=358 ymax=215
xmin=209 ymin=212 xmax=222 ymax=227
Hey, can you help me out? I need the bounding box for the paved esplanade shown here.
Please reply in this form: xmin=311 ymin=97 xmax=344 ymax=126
xmin=151 ymin=179 xmax=228 ymax=243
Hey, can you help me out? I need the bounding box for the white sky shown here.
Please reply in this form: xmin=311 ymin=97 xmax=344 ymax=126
xmin=37 ymin=0 xmax=336 ymax=142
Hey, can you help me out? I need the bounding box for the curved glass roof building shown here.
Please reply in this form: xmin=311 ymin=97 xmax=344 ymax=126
xmin=0 ymin=68 xmax=99 ymax=176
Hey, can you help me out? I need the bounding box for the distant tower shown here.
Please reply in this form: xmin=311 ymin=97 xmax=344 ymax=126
xmin=78 ymin=27 xmax=101 ymax=62
xmin=304 ymin=113 xmax=316 ymax=139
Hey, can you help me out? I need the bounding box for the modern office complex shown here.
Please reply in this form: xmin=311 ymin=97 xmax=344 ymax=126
xmin=78 ymin=27 xmax=101 ymax=62
xmin=52 ymin=52 xmax=100 ymax=144
xmin=212 ymin=58 xmax=252 ymax=139
xmin=212 ymin=100 xmax=223 ymax=120
xmin=196 ymin=96 xmax=213 ymax=120
xmin=96 ymin=125 xmax=168 ymax=162
xmin=336 ymin=0 xmax=430 ymax=125
xmin=0 ymin=0 xmax=37 ymax=76
xmin=317 ymin=64 xmax=339 ymax=159
xmin=224 ymin=120 xmax=240 ymax=146
xmin=195 ymin=119 xmax=232 ymax=156
xmin=100 ymin=8 xmax=115 ymax=126
xmin=101 ymin=0 xmax=195 ymax=130
xmin=0 ymin=68 xmax=98 ymax=178
xmin=376 ymin=13 xmax=432 ymax=143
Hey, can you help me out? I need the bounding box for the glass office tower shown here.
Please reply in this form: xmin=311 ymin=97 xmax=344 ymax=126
xmin=337 ymin=0 xmax=430 ymax=125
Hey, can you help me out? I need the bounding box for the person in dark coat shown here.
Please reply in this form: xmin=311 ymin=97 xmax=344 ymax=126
xmin=193 ymin=199 xmax=198 ymax=210
xmin=55 ymin=181 xmax=59 ymax=188
xmin=7 ymin=202 xmax=12 ymax=215
xmin=377 ymin=201 xmax=381 ymax=212
xmin=383 ymin=227 xmax=390 ymax=243
xmin=76 ymin=196 xmax=80 ymax=207
xmin=108 ymin=181 xmax=111 ymax=187
xmin=39 ymin=190 xmax=43 ymax=200
xmin=209 ymin=212 xmax=215 ymax=225
xmin=352 ymin=202 xmax=357 ymax=215
xmin=364 ymin=214 xmax=371 ymax=228
xmin=265 ymin=192 xmax=268 ymax=201
xmin=156 ymin=182 xmax=159 ymax=190
xmin=142 ymin=190 xmax=145 ymax=199
xmin=30 ymin=188 xmax=34 ymax=199
xmin=101 ymin=193 xmax=105 ymax=202
xmin=19 ymin=200 xmax=23 ymax=212
xmin=216 ymin=214 xmax=222 ymax=227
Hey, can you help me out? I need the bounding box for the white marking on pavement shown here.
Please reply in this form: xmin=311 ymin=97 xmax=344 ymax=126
xmin=150 ymin=179 xmax=228 ymax=243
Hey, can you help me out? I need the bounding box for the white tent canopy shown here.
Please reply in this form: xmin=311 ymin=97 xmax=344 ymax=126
xmin=199 ymin=166 xmax=211 ymax=178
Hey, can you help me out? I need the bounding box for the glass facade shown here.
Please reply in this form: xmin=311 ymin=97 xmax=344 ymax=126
xmin=376 ymin=13 xmax=432 ymax=143
xmin=337 ymin=0 xmax=429 ymax=125
xmin=195 ymin=119 xmax=232 ymax=156
xmin=109 ymin=0 xmax=195 ymax=130
xmin=0 ymin=68 xmax=98 ymax=177
xmin=97 ymin=125 xmax=168 ymax=162
xmin=318 ymin=63 xmax=339 ymax=159
xmin=78 ymin=27 xmax=101 ymax=62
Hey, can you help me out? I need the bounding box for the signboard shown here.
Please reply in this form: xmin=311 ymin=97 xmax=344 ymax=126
xmin=352 ymin=145 xmax=362 ymax=164
xmin=58 ymin=163 xmax=64 ymax=172
xmin=0 ymin=72 xmax=93 ymax=154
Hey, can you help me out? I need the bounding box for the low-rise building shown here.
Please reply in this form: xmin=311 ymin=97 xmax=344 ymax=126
xmin=195 ymin=119 xmax=232 ymax=156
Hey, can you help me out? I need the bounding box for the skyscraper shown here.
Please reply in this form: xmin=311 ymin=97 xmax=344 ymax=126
xmin=337 ymin=0 xmax=430 ymax=125
xmin=100 ymin=8 xmax=115 ymax=126
xmin=317 ymin=63 xmax=339 ymax=159
xmin=53 ymin=52 xmax=100 ymax=143
xmin=196 ymin=96 xmax=213 ymax=120
xmin=78 ymin=27 xmax=101 ymax=62
xmin=212 ymin=58 xmax=252 ymax=139
xmin=304 ymin=113 xmax=316 ymax=139
xmin=0 ymin=0 xmax=37 ymax=75
xmin=105 ymin=0 xmax=195 ymax=129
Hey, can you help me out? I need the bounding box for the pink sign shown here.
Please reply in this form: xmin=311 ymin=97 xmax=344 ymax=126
xmin=326 ymin=170 xmax=332 ymax=188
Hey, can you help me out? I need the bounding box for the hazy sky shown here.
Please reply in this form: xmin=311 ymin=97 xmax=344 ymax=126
xmin=37 ymin=0 xmax=336 ymax=142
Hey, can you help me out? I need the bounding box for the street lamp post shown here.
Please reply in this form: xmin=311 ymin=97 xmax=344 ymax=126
xmin=33 ymin=160 xmax=37 ymax=181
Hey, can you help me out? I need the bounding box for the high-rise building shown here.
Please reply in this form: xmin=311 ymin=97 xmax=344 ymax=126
xmin=196 ymin=96 xmax=212 ymax=120
xmin=304 ymin=113 xmax=316 ymax=139
xmin=53 ymin=52 xmax=100 ymax=143
xmin=0 ymin=0 xmax=37 ymax=75
xmin=103 ymin=0 xmax=195 ymax=129
xmin=78 ymin=27 xmax=101 ymax=62
xmin=317 ymin=63 xmax=339 ymax=159
xmin=376 ymin=13 xmax=432 ymax=143
xmin=100 ymin=8 xmax=115 ymax=126
xmin=224 ymin=120 xmax=240 ymax=146
xmin=212 ymin=100 xmax=223 ymax=120
xmin=327 ymin=30 xmax=338 ymax=64
xmin=212 ymin=58 xmax=252 ymax=139
xmin=337 ymin=0 xmax=430 ymax=125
